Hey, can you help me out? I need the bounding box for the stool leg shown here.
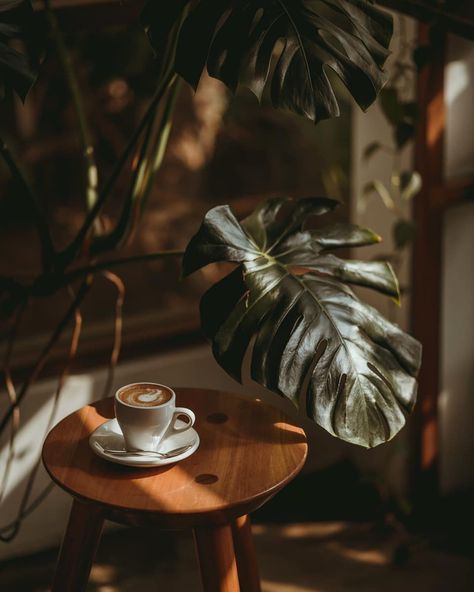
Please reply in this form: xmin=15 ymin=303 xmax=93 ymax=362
xmin=52 ymin=498 xmax=104 ymax=592
xmin=193 ymin=523 xmax=240 ymax=592
xmin=231 ymin=515 xmax=261 ymax=592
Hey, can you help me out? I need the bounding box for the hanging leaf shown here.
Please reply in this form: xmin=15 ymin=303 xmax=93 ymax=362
xmin=363 ymin=141 xmax=382 ymax=162
xmin=393 ymin=219 xmax=416 ymax=250
xmin=393 ymin=171 xmax=422 ymax=200
xmin=378 ymin=87 xmax=418 ymax=147
xmin=413 ymin=44 xmax=433 ymax=70
xmin=402 ymin=102 xmax=418 ymax=122
xmin=379 ymin=87 xmax=404 ymax=125
xmin=0 ymin=1 xmax=37 ymax=101
xmin=142 ymin=0 xmax=393 ymax=123
xmin=183 ymin=197 xmax=421 ymax=448
xmin=395 ymin=122 xmax=415 ymax=148
xmin=362 ymin=179 xmax=395 ymax=211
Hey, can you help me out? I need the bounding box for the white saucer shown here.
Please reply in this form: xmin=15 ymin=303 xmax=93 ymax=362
xmin=89 ymin=418 xmax=200 ymax=468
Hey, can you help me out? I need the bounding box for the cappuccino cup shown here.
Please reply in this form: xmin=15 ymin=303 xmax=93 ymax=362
xmin=114 ymin=382 xmax=195 ymax=451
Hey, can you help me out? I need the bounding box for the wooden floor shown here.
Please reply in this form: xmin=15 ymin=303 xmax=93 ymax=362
xmin=0 ymin=521 xmax=472 ymax=591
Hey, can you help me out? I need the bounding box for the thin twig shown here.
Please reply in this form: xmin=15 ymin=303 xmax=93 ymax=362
xmin=43 ymin=286 xmax=83 ymax=436
xmin=90 ymin=77 xmax=182 ymax=255
xmin=89 ymin=98 xmax=160 ymax=255
xmin=0 ymin=483 xmax=55 ymax=541
xmin=0 ymin=303 xmax=27 ymax=504
xmin=0 ymin=276 xmax=93 ymax=436
xmin=57 ymin=72 xmax=176 ymax=268
xmin=0 ymin=287 xmax=83 ymax=541
xmin=138 ymin=77 xmax=182 ymax=220
xmin=100 ymin=271 xmax=125 ymax=399
xmin=63 ymin=250 xmax=185 ymax=282
xmin=129 ymin=4 xmax=188 ymax=227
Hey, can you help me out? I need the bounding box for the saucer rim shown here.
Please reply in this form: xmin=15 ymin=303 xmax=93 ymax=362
xmin=89 ymin=417 xmax=199 ymax=467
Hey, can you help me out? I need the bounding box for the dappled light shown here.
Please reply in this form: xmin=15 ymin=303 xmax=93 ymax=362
xmin=1 ymin=1 xmax=473 ymax=590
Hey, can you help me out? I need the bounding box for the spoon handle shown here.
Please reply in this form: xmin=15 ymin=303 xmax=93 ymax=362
xmin=97 ymin=443 xmax=193 ymax=457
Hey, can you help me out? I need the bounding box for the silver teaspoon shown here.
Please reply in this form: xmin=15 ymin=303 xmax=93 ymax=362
xmin=95 ymin=442 xmax=194 ymax=458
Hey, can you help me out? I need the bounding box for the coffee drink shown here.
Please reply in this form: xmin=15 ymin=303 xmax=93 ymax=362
xmin=118 ymin=383 xmax=173 ymax=407
xmin=115 ymin=382 xmax=195 ymax=451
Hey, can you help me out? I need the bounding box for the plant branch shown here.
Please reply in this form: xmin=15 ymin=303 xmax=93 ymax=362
xmin=90 ymin=76 xmax=182 ymax=256
xmin=100 ymin=271 xmax=124 ymax=399
xmin=138 ymin=77 xmax=182 ymax=217
xmin=0 ymin=483 xmax=55 ymax=541
xmin=63 ymin=250 xmax=185 ymax=282
xmin=0 ymin=288 xmax=83 ymax=541
xmin=56 ymin=71 xmax=177 ymax=269
xmin=44 ymin=0 xmax=99 ymax=221
xmin=0 ymin=276 xmax=93 ymax=436
xmin=89 ymin=98 xmax=160 ymax=255
xmin=0 ymin=303 xmax=26 ymax=506
xmin=0 ymin=139 xmax=54 ymax=272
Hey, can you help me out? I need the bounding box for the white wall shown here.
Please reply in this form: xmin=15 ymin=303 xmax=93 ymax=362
xmin=439 ymin=34 xmax=474 ymax=494
xmin=0 ymin=13 xmax=424 ymax=562
xmin=0 ymin=344 xmax=351 ymax=561
xmin=444 ymin=35 xmax=474 ymax=180
xmin=350 ymin=15 xmax=416 ymax=497
xmin=352 ymin=29 xmax=474 ymax=497
xmin=440 ymin=202 xmax=474 ymax=494
xmin=351 ymin=15 xmax=415 ymax=332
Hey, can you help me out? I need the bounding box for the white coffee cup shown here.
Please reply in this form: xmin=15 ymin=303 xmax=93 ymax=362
xmin=114 ymin=382 xmax=195 ymax=451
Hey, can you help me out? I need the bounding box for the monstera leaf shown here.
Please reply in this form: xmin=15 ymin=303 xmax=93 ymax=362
xmin=183 ymin=198 xmax=421 ymax=447
xmin=0 ymin=0 xmax=37 ymax=101
xmin=142 ymin=0 xmax=393 ymax=122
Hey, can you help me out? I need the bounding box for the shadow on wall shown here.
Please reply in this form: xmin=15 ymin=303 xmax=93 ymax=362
xmin=1 ymin=343 xmax=409 ymax=560
xmin=0 ymin=344 xmax=346 ymax=560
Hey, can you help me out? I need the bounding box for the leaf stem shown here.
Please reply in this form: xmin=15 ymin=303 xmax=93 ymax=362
xmin=88 ymin=22 xmax=184 ymax=255
xmin=0 ymin=276 xmax=93 ymax=437
xmin=56 ymin=72 xmax=176 ymax=268
xmin=89 ymin=99 xmax=160 ymax=255
xmin=136 ymin=76 xmax=182 ymax=218
xmin=63 ymin=250 xmax=185 ymax=282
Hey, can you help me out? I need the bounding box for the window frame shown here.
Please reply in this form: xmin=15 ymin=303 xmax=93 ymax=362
xmin=411 ymin=23 xmax=474 ymax=496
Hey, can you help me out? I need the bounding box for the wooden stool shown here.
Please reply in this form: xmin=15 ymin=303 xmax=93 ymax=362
xmin=42 ymin=387 xmax=307 ymax=591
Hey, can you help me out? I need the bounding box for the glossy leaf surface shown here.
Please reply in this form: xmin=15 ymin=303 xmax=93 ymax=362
xmin=142 ymin=0 xmax=393 ymax=123
xmin=183 ymin=197 xmax=421 ymax=448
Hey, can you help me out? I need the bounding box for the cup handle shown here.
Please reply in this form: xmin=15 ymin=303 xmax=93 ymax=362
xmin=170 ymin=407 xmax=195 ymax=434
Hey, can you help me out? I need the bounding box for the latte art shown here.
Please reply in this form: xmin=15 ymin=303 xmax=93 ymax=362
xmin=118 ymin=384 xmax=172 ymax=407
xmin=137 ymin=392 xmax=161 ymax=403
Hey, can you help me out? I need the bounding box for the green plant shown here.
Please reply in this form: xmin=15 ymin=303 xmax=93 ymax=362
xmin=360 ymin=14 xmax=420 ymax=271
xmin=143 ymin=1 xmax=421 ymax=449
xmin=4 ymin=0 xmax=470 ymax=539
xmin=183 ymin=197 xmax=420 ymax=447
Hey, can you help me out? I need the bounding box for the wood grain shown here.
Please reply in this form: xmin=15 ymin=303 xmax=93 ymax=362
xmin=42 ymin=388 xmax=307 ymax=528
xmin=52 ymin=499 xmax=104 ymax=592
xmin=194 ymin=523 xmax=240 ymax=592
xmin=232 ymin=515 xmax=261 ymax=592
xmin=412 ymin=24 xmax=445 ymax=493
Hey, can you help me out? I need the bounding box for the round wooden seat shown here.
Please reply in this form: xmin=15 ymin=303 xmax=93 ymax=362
xmin=43 ymin=388 xmax=307 ymax=527
xmin=42 ymin=388 xmax=307 ymax=591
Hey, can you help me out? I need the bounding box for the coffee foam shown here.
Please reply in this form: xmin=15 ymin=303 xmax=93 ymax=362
xmin=118 ymin=384 xmax=172 ymax=407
